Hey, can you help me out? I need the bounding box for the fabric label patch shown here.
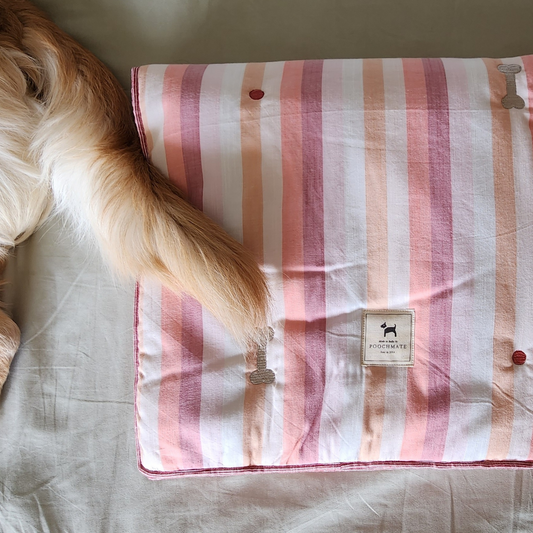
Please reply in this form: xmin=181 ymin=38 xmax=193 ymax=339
xmin=361 ymin=310 xmax=415 ymax=366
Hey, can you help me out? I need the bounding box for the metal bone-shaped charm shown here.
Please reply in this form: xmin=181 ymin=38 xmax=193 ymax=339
xmin=249 ymin=327 xmax=275 ymax=385
xmin=498 ymin=64 xmax=525 ymax=110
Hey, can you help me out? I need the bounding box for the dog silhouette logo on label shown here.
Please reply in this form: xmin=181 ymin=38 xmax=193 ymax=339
xmin=361 ymin=310 xmax=415 ymax=367
xmin=381 ymin=322 xmax=397 ymax=338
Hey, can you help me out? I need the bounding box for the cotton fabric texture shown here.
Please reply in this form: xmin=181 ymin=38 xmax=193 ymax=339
xmin=133 ymin=57 xmax=533 ymax=477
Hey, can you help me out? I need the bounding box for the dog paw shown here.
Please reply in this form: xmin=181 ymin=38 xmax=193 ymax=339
xmin=0 ymin=312 xmax=20 ymax=392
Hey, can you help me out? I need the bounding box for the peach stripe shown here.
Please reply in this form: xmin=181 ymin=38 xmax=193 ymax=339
xmin=162 ymin=65 xmax=189 ymax=194
xmin=241 ymin=63 xmax=266 ymax=259
xmin=359 ymin=59 xmax=388 ymax=462
xmin=280 ymin=61 xmax=307 ymax=464
xmin=485 ymin=59 xmax=517 ymax=459
xmin=240 ymin=62 xmax=267 ymax=466
xmin=158 ymin=287 xmax=183 ymax=470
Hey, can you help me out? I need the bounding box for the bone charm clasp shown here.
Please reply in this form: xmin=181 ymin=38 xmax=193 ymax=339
xmin=249 ymin=327 xmax=275 ymax=385
xmin=498 ymin=64 xmax=525 ymax=109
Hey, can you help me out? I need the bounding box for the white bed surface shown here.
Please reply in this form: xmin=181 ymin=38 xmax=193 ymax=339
xmin=2 ymin=0 xmax=533 ymax=530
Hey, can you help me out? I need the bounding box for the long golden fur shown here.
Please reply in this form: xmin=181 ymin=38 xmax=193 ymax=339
xmin=0 ymin=0 xmax=270 ymax=393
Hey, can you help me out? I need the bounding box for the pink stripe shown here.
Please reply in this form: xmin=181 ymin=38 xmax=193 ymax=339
xmin=280 ymin=61 xmax=306 ymax=464
xmin=401 ymin=58 xmax=431 ymax=460
xmin=158 ymin=288 xmax=183 ymax=470
xmin=163 ymin=65 xmax=188 ymax=193
xmin=181 ymin=65 xmax=208 ymax=209
xmin=300 ymin=60 xmax=327 ymax=464
xmin=421 ymin=58 xmax=453 ymax=461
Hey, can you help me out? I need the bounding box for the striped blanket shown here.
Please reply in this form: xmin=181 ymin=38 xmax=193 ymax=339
xmin=132 ymin=57 xmax=533 ymax=478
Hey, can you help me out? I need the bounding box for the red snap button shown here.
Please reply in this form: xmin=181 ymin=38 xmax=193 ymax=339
xmin=249 ymin=89 xmax=264 ymax=100
xmin=512 ymin=350 xmax=527 ymax=365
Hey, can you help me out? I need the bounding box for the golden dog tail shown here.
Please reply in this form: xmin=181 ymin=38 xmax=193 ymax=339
xmin=6 ymin=0 xmax=270 ymax=346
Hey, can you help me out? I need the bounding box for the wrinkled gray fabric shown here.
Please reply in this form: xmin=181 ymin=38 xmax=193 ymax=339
xmin=2 ymin=0 xmax=533 ymax=531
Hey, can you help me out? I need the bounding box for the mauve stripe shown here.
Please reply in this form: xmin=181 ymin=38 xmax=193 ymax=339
xmin=485 ymin=58 xmax=517 ymax=460
xmin=181 ymin=64 xmax=208 ymax=209
xmin=162 ymin=65 xmax=188 ymax=193
xmin=280 ymin=61 xmax=307 ymax=465
xmin=401 ymin=58 xmax=431 ymax=461
xmin=300 ymin=59 xmax=327 ymax=464
xmin=176 ymin=65 xmax=206 ymax=469
xmin=240 ymin=62 xmax=267 ymax=466
xmin=177 ymin=297 xmax=204 ymax=469
xmin=360 ymin=58 xmax=388 ymax=462
xmin=421 ymin=58 xmax=454 ymax=461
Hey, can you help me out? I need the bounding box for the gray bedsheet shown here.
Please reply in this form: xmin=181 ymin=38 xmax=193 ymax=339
xmin=2 ymin=0 xmax=533 ymax=530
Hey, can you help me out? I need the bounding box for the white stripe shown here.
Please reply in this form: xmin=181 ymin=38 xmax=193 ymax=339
xmin=506 ymin=56 xmax=533 ymax=460
xmin=384 ymin=58 xmax=410 ymax=309
xmin=463 ymin=58 xmax=496 ymax=461
xmin=219 ymin=63 xmax=247 ymax=466
xmin=442 ymin=58 xmax=475 ymax=462
xmin=136 ymin=279 xmax=163 ymax=471
xmin=381 ymin=58 xmax=409 ymax=460
xmin=143 ymin=65 xmax=169 ymax=177
xmin=319 ymin=59 xmax=348 ymax=463
xmin=220 ymin=333 xmax=246 ymax=467
xmin=200 ymin=64 xmax=226 ymax=227
xmin=198 ymin=63 xmax=231 ymax=467
xmin=220 ymin=63 xmax=246 ymax=243
xmin=260 ymin=60 xmax=286 ymax=466
xmin=339 ymin=59 xmax=366 ymax=462
xmin=199 ymin=312 xmax=228 ymax=468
